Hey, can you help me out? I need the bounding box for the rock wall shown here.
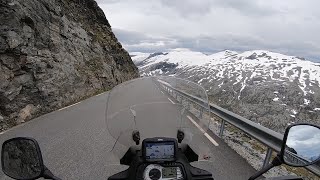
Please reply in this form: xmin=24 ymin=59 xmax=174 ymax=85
xmin=0 ymin=0 xmax=139 ymax=130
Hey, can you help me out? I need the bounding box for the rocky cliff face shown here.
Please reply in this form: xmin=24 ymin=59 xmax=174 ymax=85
xmin=0 ymin=0 xmax=139 ymax=130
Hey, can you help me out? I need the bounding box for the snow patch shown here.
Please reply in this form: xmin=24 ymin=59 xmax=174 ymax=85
xmin=287 ymin=121 xmax=295 ymax=125
xmin=198 ymin=78 xmax=205 ymax=83
xmin=273 ymin=98 xmax=279 ymax=101
xmin=304 ymin=99 xmax=310 ymax=105
xmin=238 ymin=77 xmax=248 ymax=99
xmin=218 ymin=81 xmax=224 ymax=88
xmin=291 ymin=110 xmax=298 ymax=115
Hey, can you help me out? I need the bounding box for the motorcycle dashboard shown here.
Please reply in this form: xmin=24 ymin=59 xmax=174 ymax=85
xmin=142 ymin=138 xmax=177 ymax=162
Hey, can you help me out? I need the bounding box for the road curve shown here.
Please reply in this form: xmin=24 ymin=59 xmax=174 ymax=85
xmin=0 ymin=79 xmax=257 ymax=180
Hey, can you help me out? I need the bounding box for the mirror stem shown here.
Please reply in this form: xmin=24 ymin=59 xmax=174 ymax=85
xmin=248 ymin=155 xmax=282 ymax=180
xmin=248 ymin=163 xmax=274 ymax=180
xmin=51 ymin=176 xmax=62 ymax=180
xmin=43 ymin=166 xmax=61 ymax=180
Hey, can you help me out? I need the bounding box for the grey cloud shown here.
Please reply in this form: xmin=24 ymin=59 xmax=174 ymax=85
xmin=113 ymin=28 xmax=320 ymax=62
xmin=159 ymin=0 xmax=279 ymax=17
xmin=212 ymin=0 xmax=279 ymax=16
xmin=100 ymin=1 xmax=320 ymax=62
xmin=160 ymin=0 xmax=214 ymax=16
xmin=113 ymin=28 xmax=177 ymax=52
xmin=107 ymin=0 xmax=279 ymax=17
xmin=95 ymin=0 xmax=119 ymax=4
xmin=287 ymin=125 xmax=320 ymax=157
xmin=113 ymin=29 xmax=151 ymax=44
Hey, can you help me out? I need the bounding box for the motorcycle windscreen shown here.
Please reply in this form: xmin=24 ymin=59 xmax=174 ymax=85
xmin=105 ymin=77 xmax=212 ymax=162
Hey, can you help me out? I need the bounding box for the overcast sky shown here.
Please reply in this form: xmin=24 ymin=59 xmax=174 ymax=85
xmin=97 ymin=0 xmax=320 ymax=62
xmin=287 ymin=125 xmax=320 ymax=158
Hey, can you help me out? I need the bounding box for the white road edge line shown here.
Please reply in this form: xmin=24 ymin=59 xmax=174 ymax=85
xmin=58 ymin=102 xmax=81 ymax=111
xmin=187 ymin=115 xmax=219 ymax=146
xmin=0 ymin=116 xmax=42 ymax=135
xmin=95 ymin=92 xmax=105 ymax=97
xmin=204 ymin=133 xmax=219 ymax=146
xmin=1 ymin=101 xmax=84 ymax=135
xmin=168 ymin=98 xmax=175 ymax=104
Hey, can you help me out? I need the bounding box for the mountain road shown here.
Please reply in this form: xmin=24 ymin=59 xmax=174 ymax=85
xmin=0 ymin=79 xmax=257 ymax=180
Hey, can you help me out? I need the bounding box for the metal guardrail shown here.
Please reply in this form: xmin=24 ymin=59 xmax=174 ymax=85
xmin=158 ymin=81 xmax=320 ymax=177
xmin=285 ymin=151 xmax=313 ymax=166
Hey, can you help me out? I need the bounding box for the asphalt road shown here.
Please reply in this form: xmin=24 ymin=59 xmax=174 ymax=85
xmin=0 ymin=79 xmax=257 ymax=180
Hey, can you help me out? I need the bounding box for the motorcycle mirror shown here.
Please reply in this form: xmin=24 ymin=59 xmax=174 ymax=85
xmin=280 ymin=124 xmax=320 ymax=167
xmin=1 ymin=137 xmax=44 ymax=180
xmin=249 ymin=123 xmax=320 ymax=180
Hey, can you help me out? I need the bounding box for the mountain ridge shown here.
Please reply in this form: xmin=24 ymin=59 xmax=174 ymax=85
xmin=131 ymin=48 xmax=320 ymax=132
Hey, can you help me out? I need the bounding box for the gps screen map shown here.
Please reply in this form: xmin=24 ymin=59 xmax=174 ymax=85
xmin=145 ymin=142 xmax=175 ymax=160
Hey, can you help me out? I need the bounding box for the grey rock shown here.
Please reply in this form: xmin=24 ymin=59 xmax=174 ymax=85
xmin=246 ymin=53 xmax=257 ymax=60
xmin=0 ymin=36 xmax=8 ymax=53
xmin=0 ymin=0 xmax=139 ymax=131
xmin=6 ymin=31 xmax=22 ymax=49
xmin=17 ymin=104 xmax=36 ymax=124
xmin=4 ymin=85 xmax=22 ymax=101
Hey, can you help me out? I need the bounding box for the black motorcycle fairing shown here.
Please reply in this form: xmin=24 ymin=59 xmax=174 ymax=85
xmin=120 ymin=146 xmax=140 ymax=166
xmin=179 ymin=144 xmax=199 ymax=163
xmin=108 ymin=144 xmax=213 ymax=180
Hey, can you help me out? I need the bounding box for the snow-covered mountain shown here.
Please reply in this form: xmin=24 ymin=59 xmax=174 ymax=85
xmin=131 ymin=48 xmax=320 ymax=132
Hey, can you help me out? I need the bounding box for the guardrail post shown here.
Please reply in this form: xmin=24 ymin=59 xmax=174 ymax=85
xmin=199 ymin=107 xmax=203 ymax=119
xmin=186 ymin=101 xmax=190 ymax=110
xmin=263 ymin=148 xmax=273 ymax=168
xmin=219 ymin=120 xmax=225 ymax=137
